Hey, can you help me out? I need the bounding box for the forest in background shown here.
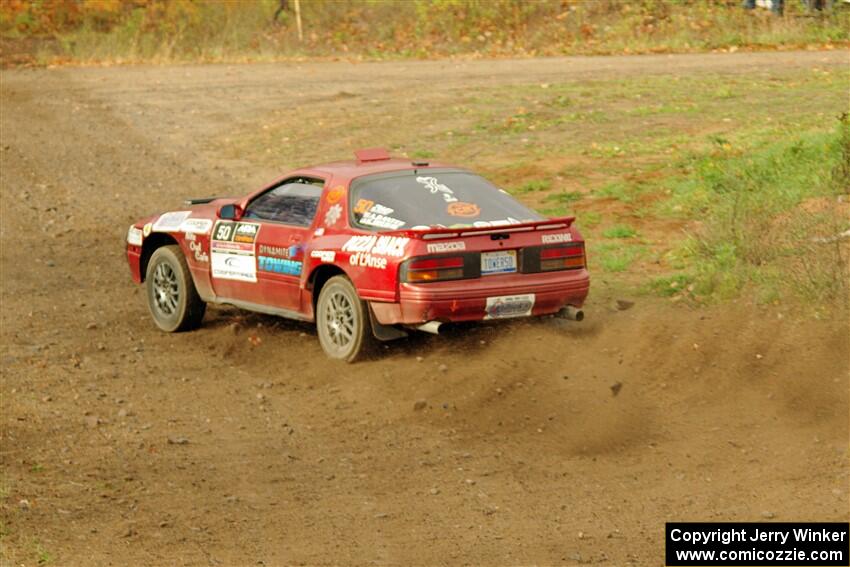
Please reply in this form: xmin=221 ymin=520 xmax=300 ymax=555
xmin=1 ymin=0 xmax=848 ymax=66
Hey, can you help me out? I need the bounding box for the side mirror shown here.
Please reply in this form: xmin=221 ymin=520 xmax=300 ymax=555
xmin=218 ymin=204 xmax=243 ymax=220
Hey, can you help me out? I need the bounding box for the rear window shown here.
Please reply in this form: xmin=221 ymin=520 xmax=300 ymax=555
xmin=349 ymin=169 xmax=541 ymax=231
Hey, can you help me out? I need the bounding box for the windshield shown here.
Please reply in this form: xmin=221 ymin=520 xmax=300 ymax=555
xmin=349 ymin=169 xmax=542 ymax=231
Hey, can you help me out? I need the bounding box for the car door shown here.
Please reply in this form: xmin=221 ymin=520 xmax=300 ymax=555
xmin=210 ymin=178 xmax=324 ymax=315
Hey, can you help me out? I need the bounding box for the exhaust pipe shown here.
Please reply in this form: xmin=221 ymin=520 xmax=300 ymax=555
xmin=417 ymin=321 xmax=443 ymax=335
xmin=557 ymin=306 xmax=584 ymax=321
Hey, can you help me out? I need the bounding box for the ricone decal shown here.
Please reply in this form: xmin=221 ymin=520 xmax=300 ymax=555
xmin=310 ymin=250 xmax=336 ymax=263
xmin=541 ymin=233 xmax=572 ymax=244
xmin=416 ymin=176 xmax=458 ymax=203
xmin=127 ymin=226 xmax=143 ymax=246
xmin=326 ymin=186 xmax=345 ymax=204
xmin=142 ymin=223 xmax=153 ymax=237
xmin=447 ymin=202 xmax=481 ymax=218
xmin=324 ymin=203 xmax=342 ymax=227
xmin=426 ymin=241 xmax=466 ymax=253
xmin=484 ymin=294 xmax=535 ymax=320
xmin=180 ymin=217 xmax=214 ymax=235
xmin=152 ymin=211 xmax=192 ymax=233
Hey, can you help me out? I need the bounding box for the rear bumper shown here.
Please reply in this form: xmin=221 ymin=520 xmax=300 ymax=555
xmin=370 ymin=269 xmax=589 ymax=325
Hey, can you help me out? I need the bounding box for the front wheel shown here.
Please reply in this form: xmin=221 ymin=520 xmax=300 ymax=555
xmin=316 ymin=275 xmax=372 ymax=362
xmin=145 ymin=245 xmax=206 ymax=332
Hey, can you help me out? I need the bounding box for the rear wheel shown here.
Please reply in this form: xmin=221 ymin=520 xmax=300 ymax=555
xmin=316 ymin=275 xmax=371 ymax=362
xmin=145 ymin=245 xmax=206 ymax=332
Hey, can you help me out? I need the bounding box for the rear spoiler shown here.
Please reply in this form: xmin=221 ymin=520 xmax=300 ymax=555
xmin=385 ymin=216 xmax=575 ymax=240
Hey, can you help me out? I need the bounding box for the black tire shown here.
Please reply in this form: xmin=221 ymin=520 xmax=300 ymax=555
xmin=316 ymin=275 xmax=372 ymax=362
xmin=145 ymin=244 xmax=206 ymax=332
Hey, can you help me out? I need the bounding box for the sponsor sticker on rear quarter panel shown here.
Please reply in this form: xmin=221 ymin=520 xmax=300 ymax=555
xmin=484 ymin=294 xmax=535 ymax=319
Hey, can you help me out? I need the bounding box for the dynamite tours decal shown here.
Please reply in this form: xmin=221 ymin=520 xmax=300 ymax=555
xmin=210 ymin=221 xmax=261 ymax=282
xmin=342 ymin=235 xmax=409 ymax=270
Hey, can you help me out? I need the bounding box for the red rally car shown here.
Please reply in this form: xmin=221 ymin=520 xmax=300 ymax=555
xmin=126 ymin=148 xmax=589 ymax=361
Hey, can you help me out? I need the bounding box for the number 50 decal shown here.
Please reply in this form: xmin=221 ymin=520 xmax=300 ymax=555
xmin=214 ymin=223 xmax=233 ymax=241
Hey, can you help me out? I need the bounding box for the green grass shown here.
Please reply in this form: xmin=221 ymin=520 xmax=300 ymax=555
xmin=512 ymin=179 xmax=551 ymax=194
xmin=602 ymin=225 xmax=637 ymax=239
xmin=661 ymin=117 xmax=849 ymax=303
xmin=591 ymin=243 xmax=643 ymax=273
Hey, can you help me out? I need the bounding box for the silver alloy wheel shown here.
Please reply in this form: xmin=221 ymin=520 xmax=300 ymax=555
xmin=324 ymin=289 xmax=355 ymax=348
xmin=152 ymin=262 xmax=179 ymax=316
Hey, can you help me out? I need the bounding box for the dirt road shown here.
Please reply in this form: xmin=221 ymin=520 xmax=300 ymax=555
xmin=1 ymin=51 xmax=848 ymax=566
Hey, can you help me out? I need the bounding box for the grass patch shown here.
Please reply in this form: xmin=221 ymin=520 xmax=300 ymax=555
xmin=660 ymin=115 xmax=850 ymax=304
xmin=512 ymin=179 xmax=551 ymax=194
xmin=602 ymin=224 xmax=638 ymax=239
xmin=544 ymin=191 xmax=583 ymax=205
xmin=591 ymin=242 xmax=643 ymax=273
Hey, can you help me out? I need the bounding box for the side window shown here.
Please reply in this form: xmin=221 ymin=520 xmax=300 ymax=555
xmin=244 ymin=181 xmax=323 ymax=226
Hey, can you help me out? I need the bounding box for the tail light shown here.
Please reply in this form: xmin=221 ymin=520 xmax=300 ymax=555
xmin=402 ymin=256 xmax=466 ymax=283
xmin=539 ymin=244 xmax=585 ymax=272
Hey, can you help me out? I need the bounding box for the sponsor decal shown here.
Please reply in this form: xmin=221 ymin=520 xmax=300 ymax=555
xmin=472 ymin=217 xmax=522 ymax=228
xmin=180 ymin=217 xmax=213 ymax=235
xmin=324 ymin=203 xmax=342 ymax=227
xmin=142 ymin=223 xmax=153 ymax=237
xmin=184 ymin=232 xmax=196 ymax=241
xmin=416 ymin=176 xmax=458 ymax=203
xmin=211 ymin=221 xmax=258 ymax=282
xmin=355 ymin=201 xmax=406 ymax=230
xmin=213 ymin=221 xmax=261 ymax=244
xmin=127 ymin=226 xmax=143 ymax=246
xmin=152 ymin=211 xmax=192 ymax=233
xmin=189 ymin=240 xmax=209 ymax=263
xmin=342 ymin=235 xmax=408 ymax=258
xmin=426 ymin=241 xmax=466 ymax=254
xmin=310 ymin=250 xmax=336 ymax=263
xmin=353 ymin=199 xmax=374 ymax=214
xmin=233 ymin=222 xmax=259 ymax=244
xmin=258 ymin=256 xmax=302 ymax=276
xmin=326 ymin=186 xmax=345 ymax=204
xmin=447 ymin=202 xmax=481 ymax=218
xmin=484 ymin=294 xmax=535 ymax=320
xmin=541 ymin=232 xmax=572 ymax=244
xmin=258 ymin=244 xmax=300 ymax=258
xmin=349 ymin=252 xmax=387 ymax=270
xmin=314 ymin=228 xmax=325 ymax=237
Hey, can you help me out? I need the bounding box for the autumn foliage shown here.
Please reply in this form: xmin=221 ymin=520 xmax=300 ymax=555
xmin=1 ymin=0 xmax=847 ymax=65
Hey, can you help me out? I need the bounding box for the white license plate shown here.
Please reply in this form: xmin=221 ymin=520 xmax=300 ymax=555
xmin=481 ymin=250 xmax=517 ymax=275
xmin=484 ymin=294 xmax=535 ymax=319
